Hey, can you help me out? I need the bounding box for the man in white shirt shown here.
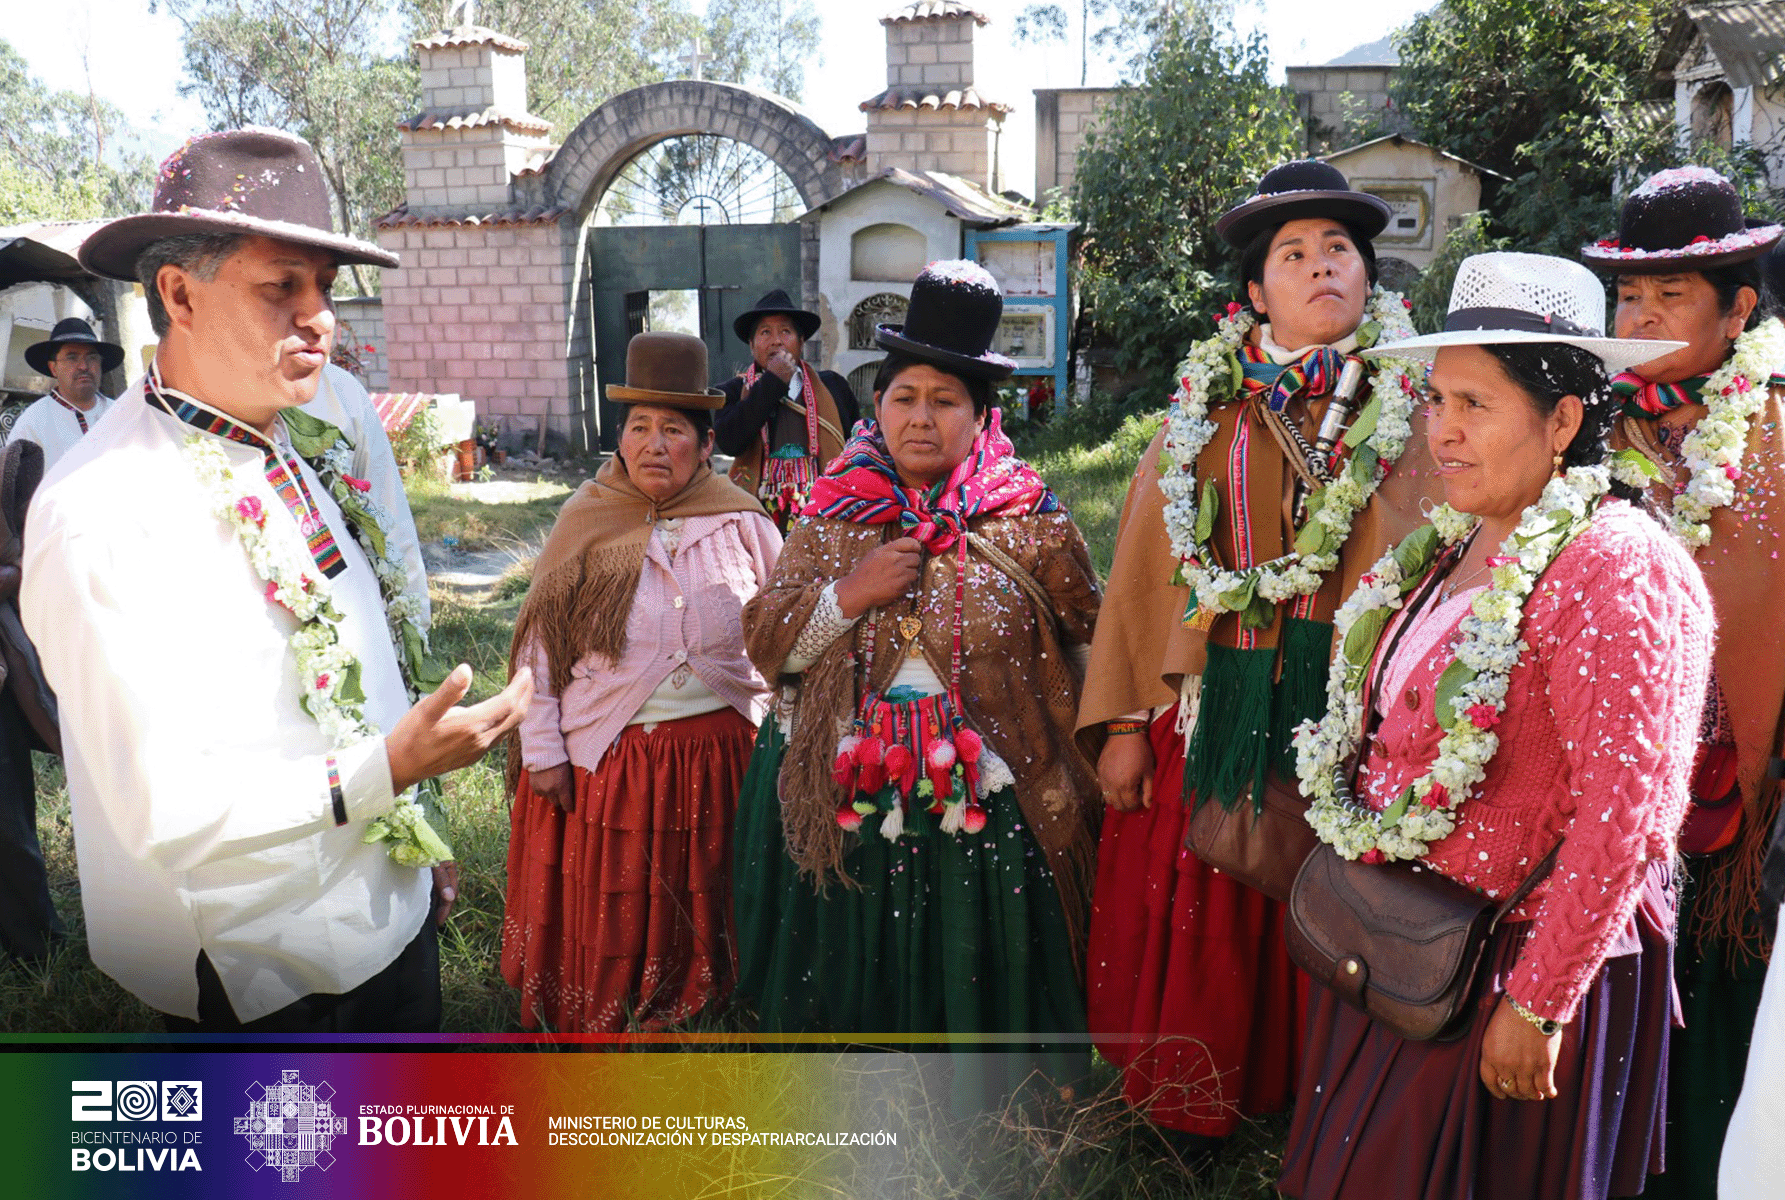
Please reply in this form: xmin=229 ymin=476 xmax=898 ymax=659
xmin=8 ymin=318 xmax=123 ymax=469
xmin=23 ymin=126 xmax=531 ymax=1032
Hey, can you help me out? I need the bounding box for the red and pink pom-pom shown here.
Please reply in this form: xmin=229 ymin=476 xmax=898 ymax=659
xmin=953 ymin=727 xmax=983 ymax=764
xmin=883 ymin=743 xmax=915 ymax=792
xmin=961 ymin=803 xmax=988 ymax=835
xmin=855 ymin=737 xmax=886 ymax=794
xmin=833 ymin=735 xmax=862 ymax=789
xmin=836 ymin=802 xmax=863 ymax=832
xmin=925 ymin=740 xmax=957 ymax=798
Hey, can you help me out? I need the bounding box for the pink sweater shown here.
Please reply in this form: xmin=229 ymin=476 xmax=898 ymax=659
xmin=1357 ymin=501 xmax=1713 ymax=1022
xmin=519 ymin=512 xmax=782 ymax=775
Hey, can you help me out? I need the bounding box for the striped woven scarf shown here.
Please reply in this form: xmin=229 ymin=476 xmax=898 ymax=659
xmin=1610 ymin=371 xmax=1707 ymax=419
xmin=803 ymin=407 xmax=1058 ymax=552
xmin=144 ymin=367 xmax=346 ymax=579
xmin=1239 ymin=344 xmax=1353 ymax=412
xmin=1612 ymin=369 xmax=1785 ymax=418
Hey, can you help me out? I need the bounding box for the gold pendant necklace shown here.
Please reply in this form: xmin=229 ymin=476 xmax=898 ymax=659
xmin=897 ymin=614 xmax=922 ymax=640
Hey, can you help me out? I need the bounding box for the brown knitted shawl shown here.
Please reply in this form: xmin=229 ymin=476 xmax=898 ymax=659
xmin=741 ymin=510 xmax=1103 ymax=961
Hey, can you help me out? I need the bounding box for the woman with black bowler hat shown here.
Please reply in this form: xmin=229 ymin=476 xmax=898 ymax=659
xmin=732 ymin=261 xmax=1101 ymax=1107
xmin=1581 ymin=166 xmax=1785 ymax=1200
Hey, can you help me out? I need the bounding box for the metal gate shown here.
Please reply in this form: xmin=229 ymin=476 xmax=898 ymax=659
xmin=585 ymin=222 xmax=801 ymax=450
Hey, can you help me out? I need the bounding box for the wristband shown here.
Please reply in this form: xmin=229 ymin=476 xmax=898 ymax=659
xmin=1507 ymin=996 xmax=1563 ymax=1037
xmin=1105 ymin=718 xmax=1148 ymax=736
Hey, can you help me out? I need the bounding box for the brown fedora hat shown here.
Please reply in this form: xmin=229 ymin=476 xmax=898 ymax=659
xmin=606 ymin=332 xmax=725 ymax=410
xmin=78 ymin=127 xmax=400 ymax=282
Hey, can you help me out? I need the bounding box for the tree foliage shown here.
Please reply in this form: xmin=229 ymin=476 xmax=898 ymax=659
xmin=1389 ymin=0 xmax=1673 ymax=257
xmin=703 ymin=0 xmax=823 ymax=103
xmin=1070 ymin=4 xmax=1301 ymax=391
xmin=0 ymin=37 xmax=154 ymax=224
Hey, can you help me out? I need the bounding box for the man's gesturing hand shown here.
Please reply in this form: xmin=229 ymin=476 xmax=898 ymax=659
xmin=387 ymin=664 xmax=533 ymax=795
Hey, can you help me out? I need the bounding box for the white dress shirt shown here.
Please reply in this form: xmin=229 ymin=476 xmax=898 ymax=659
xmin=301 ymin=365 xmax=430 ymax=633
xmin=21 ymin=377 xmax=428 ymax=1022
xmin=7 ymin=390 xmax=115 ymax=470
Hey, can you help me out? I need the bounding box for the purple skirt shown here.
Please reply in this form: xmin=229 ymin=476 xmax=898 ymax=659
xmin=1278 ymin=863 xmax=1674 ymax=1200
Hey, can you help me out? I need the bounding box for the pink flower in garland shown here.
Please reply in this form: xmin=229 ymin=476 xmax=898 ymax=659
xmin=1361 ymin=848 xmax=1386 ymax=865
xmin=1423 ymin=783 xmax=1450 ymax=809
xmin=1486 ymin=555 xmax=1517 ymax=568
xmin=263 ymin=580 xmax=284 ymax=609
xmin=1466 ymin=703 xmax=1501 ymax=730
xmin=315 ymin=673 xmax=331 ymax=690
xmin=235 ymin=495 xmax=266 ymax=527
xmin=343 ymin=474 xmax=372 ymax=493
xmin=1726 ymin=464 xmax=1742 ymax=481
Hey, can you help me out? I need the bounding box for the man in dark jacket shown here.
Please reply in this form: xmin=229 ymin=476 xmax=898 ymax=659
xmin=714 ymin=288 xmax=858 ymax=531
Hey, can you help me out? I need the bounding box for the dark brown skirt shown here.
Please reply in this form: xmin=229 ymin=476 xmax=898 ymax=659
xmin=1278 ymin=862 xmax=1674 ymax=1200
xmin=501 ymin=707 xmax=755 ymax=1033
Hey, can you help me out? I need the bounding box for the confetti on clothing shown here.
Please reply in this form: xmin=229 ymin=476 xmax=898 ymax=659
xmin=144 ymin=369 xmax=346 ymax=578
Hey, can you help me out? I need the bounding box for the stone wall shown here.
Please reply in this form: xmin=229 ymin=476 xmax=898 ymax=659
xmin=376 ymin=217 xmax=577 ymax=433
xmin=1285 ymin=65 xmax=1402 ymax=152
xmin=1033 ymin=88 xmax=1120 ymax=202
xmin=864 ymin=106 xmax=997 ymax=182
xmin=333 ymin=297 xmax=388 ymax=391
xmin=885 ymin=10 xmax=977 ymax=91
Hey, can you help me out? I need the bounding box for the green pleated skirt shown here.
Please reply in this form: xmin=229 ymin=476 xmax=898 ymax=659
xmin=733 ymin=719 xmax=1089 ymax=1110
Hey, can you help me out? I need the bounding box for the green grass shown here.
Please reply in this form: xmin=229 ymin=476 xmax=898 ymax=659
xmin=0 ymin=435 xmax=1295 ymax=1196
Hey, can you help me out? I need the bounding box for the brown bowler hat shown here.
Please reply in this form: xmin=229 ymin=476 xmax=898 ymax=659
xmin=78 ymin=127 xmax=400 ymax=282
xmin=606 ymin=332 xmax=725 ymax=410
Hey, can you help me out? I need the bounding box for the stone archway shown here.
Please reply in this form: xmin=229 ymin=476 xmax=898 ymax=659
xmin=545 ymin=80 xmax=845 ymax=219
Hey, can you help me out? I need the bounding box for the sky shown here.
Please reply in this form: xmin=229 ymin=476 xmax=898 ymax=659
xmin=7 ymin=0 xmax=1433 ymax=201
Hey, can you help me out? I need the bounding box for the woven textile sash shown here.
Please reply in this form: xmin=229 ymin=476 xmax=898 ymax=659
xmin=803 ymin=407 xmax=1059 ymax=553
xmin=144 ymin=367 xmax=345 ymax=579
xmin=1612 ymin=369 xmax=1785 ymax=419
xmin=48 ymin=391 xmax=90 ymax=435
xmin=1239 ymin=344 xmax=1353 ymax=413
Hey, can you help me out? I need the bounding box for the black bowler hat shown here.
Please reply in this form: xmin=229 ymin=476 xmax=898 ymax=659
xmin=1582 ymin=166 xmax=1782 ymax=274
xmin=1214 ymin=160 xmax=1393 ymax=248
xmin=79 ymin=126 xmax=400 ymax=282
xmin=874 ymin=260 xmax=1015 ymax=381
xmin=732 ymin=288 xmax=821 ymax=343
xmin=24 ymin=318 xmax=123 ymax=376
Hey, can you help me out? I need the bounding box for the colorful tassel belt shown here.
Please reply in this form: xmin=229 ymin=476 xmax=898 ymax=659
xmin=832 ymin=686 xmax=1006 ymax=839
xmin=760 ymin=446 xmax=817 ymax=525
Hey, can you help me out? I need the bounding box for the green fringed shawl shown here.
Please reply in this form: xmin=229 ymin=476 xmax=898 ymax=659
xmin=1185 ymin=615 xmax=1333 ymax=813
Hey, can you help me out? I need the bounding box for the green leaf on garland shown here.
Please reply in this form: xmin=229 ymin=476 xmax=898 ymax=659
xmin=1610 ymin=447 xmax=1663 ymax=482
xmin=338 ymin=659 xmax=366 ymax=706
xmin=1194 ymin=478 xmax=1219 ymax=544
xmin=1341 ymin=606 xmax=1392 ymax=668
xmin=1381 ymin=786 xmax=1413 ymax=829
xmin=1392 ymin=524 xmax=1439 ymax=583
xmin=1433 ymin=658 xmax=1477 ymax=731
xmin=1239 ymin=593 xmax=1277 ymax=631
xmin=1355 ymin=319 xmax=1382 ymax=350
xmin=1350 ymin=442 xmax=1379 ymax=484
xmin=1219 ymin=575 xmax=1257 ymax=616
xmin=1342 ymin=394 xmax=1382 ymax=448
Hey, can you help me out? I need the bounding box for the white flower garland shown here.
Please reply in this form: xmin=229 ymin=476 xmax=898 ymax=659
xmin=1158 ymin=287 xmax=1422 ymax=629
xmin=185 ymin=430 xmax=451 ymax=869
xmin=1292 ymin=466 xmax=1611 ymax=862
xmin=1610 ymin=318 xmax=1785 ymax=549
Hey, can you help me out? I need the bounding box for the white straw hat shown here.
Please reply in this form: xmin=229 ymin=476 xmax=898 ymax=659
xmin=1364 ymin=251 xmax=1683 ymax=373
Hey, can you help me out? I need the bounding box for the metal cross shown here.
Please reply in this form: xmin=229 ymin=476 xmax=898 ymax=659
xmin=679 ymin=36 xmax=715 ymax=81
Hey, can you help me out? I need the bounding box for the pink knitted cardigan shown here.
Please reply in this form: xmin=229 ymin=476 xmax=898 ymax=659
xmin=1356 ymin=500 xmax=1714 ymax=1023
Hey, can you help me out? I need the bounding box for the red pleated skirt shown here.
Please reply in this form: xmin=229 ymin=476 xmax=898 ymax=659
xmin=1086 ymin=708 xmax=1310 ymax=1135
xmin=501 ymin=707 xmax=754 ymax=1033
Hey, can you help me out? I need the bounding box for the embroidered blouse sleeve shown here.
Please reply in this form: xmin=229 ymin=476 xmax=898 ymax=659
xmin=784 ymin=582 xmax=859 ymax=673
xmin=1505 ymin=529 xmax=1712 ymax=1023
